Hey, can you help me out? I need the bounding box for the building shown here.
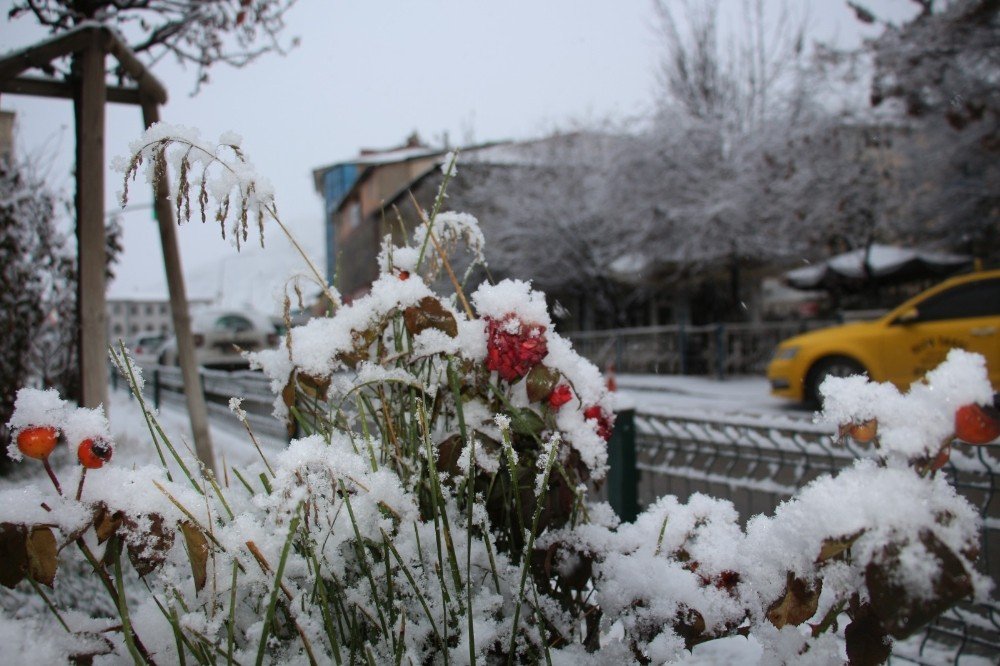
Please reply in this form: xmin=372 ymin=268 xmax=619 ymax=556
xmin=0 ymin=110 xmax=13 ymax=164
xmin=106 ymin=296 xmax=211 ymax=342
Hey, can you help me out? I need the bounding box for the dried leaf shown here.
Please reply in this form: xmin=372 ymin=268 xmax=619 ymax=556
xmin=866 ymin=531 xmax=974 ymax=639
xmin=436 ymin=435 xmax=464 ymax=476
xmin=93 ymin=505 xmax=123 ymax=545
xmin=845 ymin=604 xmax=891 ymax=666
xmin=816 ymin=530 xmax=863 ymax=564
xmin=125 ymin=513 xmax=175 ymax=577
xmin=403 ymin=297 xmax=458 ymax=338
xmin=181 ymin=521 xmax=209 ymax=593
xmin=525 ymin=365 xmax=560 ymax=404
xmin=27 ymin=526 xmax=57 ymax=587
xmin=0 ymin=522 xmax=28 ymax=589
xmin=767 ymin=573 xmax=822 ymax=629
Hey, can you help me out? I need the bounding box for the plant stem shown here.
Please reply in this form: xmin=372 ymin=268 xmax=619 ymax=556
xmin=42 ymin=458 xmax=62 ymax=495
xmin=76 ymin=467 xmax=88 ymax=501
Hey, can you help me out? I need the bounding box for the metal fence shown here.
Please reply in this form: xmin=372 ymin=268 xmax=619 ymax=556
xmin=113 ymin=365 xmax=288 ymax=441
xmin=567 ymin=320 xmax=837 ymax=377
xmin=610 ymin=409 xmax=1000 ymax=664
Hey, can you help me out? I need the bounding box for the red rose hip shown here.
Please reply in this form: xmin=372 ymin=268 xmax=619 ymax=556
xmin=17 ymin=426 xmax=58 ymax=460
xmin=954 ymin=403 xmax=1000 ymax=445
xmin=78 ymin=438 xmax=113 ymax=469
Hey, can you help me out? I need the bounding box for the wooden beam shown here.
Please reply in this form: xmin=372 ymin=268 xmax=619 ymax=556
xmin=104 ymin=32 xmax=168 ymax=105
xmin=0 ymin=27 xmax=94 ymax=83
xmin=0 ymin=75 xmax=143 ymax=105
xmin=141 ymin=99 xmax=216 ymax=473
xmin=74 ymin=36 xmax=109 ymax=410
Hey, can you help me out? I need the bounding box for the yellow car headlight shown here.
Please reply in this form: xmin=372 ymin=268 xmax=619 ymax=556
xmin=773 ymin=346 xmax=800 ymax=361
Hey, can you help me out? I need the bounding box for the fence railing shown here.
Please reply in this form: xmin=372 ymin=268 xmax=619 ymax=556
xmin=610 ymin=408 xmax=1000 ymax=664
xmin=112 ymin=364 xmax=287 ymax=441
xmin=567 ymin=320 xmax=837 ymax=377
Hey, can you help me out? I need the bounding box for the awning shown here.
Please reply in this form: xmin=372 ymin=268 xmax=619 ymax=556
xmin=785 ymin=244 xmax=971 ymax=289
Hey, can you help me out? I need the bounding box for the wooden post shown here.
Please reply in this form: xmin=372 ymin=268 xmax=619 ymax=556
xmin=141 ymin=100 xmax=216 ymax=474
xmin=74 ymin=37 xmax=109 ymax=410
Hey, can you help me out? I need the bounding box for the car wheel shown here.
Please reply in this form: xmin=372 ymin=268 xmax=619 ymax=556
xmin=805 ymin=356 xmax=867 ymax=407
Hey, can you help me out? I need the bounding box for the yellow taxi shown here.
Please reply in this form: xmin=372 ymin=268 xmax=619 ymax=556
xmin=768 ymin=269 xmax=1000 ymax=404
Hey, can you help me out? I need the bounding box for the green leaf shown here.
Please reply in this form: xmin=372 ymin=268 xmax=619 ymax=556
xmin=525 ymin=365 xmax=559 ymax=404
xmin=511 ymin=408 xmax=545 ymax=437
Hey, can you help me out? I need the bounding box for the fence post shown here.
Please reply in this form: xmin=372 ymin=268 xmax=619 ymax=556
xmin=678 ymin=325 xmax=687 ymax=375
xmin=715 ymin=323 xmax=726 ymax=380
xmin=608 ymin=409 xmax=638 ymax=523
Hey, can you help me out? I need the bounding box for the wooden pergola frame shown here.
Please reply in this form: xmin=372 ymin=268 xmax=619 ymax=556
xmin=0 ymin=26 xmax=214 ymax=470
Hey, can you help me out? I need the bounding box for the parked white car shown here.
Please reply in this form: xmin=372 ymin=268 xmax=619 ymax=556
xmin=126 ymin=333 xmax=168 ymax=368
xmin=158 ymin=309 xmax=278 ymax=370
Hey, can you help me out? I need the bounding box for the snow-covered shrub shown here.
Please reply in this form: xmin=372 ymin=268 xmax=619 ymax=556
xmin=0 ymin=127 xmax=995 ymax=664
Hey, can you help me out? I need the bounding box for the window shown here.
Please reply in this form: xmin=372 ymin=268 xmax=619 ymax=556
xmin=160 ymin=303 xmax=169 ymax=315
xmin=112 ymin=303 xmax=122 ymax=315
xmin=129 ymin=305 xmax=137 ymax=316
xmin=130 ymin=324 xmax=139 ymax=334
xmin=145 ymin=304 xmax=153 ymax=316
xmin=347 ymin=201 xmax=361 ymax=230
xmin=909 ymin=279 xmax=1000 ymax=322
xmin=215 ymin=315 xmax=254 ymax=333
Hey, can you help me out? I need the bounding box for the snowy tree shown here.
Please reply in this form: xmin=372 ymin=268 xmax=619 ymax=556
xmin=858 ymin=0 xmax=1000 ymax=260
xmin=0 ymin=160 xmax=73 ymax=469
xmin=8 ymin=0 xmax=296 ymax=89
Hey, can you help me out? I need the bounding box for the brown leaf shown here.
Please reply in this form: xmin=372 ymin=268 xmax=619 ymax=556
xmin=404 ymin=297 xmax=458 ymax=338
xmin=525 ymin=365 xmax=560 ymax=404
xmin=181 ymin=521 xmax=209 ymax=593
xmin=436 ymin=435 xmax=464 ymax=476
xmin=0 ymin=522 xmax=28 ymax=589
xmin=816 ymin=530 xmax=864 ymax=564
xmin=93 ymin=505 xmax=123 ymax=545
xmin=845 ymin=603 xmax=891 ymax=666
xmin=27 ymin=526 xmax=58 ymax=587
xmin=124 ymin=513 xmax=175 ymax=577
xmin=767 ymin=573 xmax=822 ymax=629
xmin=866 ymin=531 xmax=974 ymax=639
xmin=338 ymin=327 xmax=379 ymax=366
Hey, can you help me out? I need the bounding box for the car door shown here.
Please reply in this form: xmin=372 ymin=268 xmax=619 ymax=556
xmin=879 ymin=277 xmax=1000 ymax=390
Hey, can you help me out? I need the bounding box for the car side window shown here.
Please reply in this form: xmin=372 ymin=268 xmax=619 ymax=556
xmin=215 ymin=315 xmax=254 ymax=333
xmin=910 ymin=279 xmax=1000 ymax=323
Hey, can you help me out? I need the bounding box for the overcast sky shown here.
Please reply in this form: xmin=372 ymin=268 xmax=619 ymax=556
xmin=1 ymin=0 xmax=918 ymax=314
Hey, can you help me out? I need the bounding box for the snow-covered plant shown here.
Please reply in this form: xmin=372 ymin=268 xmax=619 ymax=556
xmin=0 ymin=127 xmax=995 ymax=664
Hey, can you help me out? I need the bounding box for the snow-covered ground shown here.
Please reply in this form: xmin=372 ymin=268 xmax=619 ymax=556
xmin=617 ymin=373 xmax=815 ymax=422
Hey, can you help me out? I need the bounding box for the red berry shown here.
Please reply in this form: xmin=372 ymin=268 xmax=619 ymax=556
xmin=78 ymin=438 xmax=113 ymax=469
xmin=398 ymin=270 xmax=410 ymax=280
xmin=16 ymin=426 xmax=58 ymax=460
xmin=485 ymin=315 xmax=548 ymax=383
xmin=584 ymin=406 xmax=614 ymax=441
xmin=848 ymin=419 xmax=878 ymax=444
xmin=954 ymin=403 xmax=1000 ymax=445
xmin=548 ymin=384 xmax=572 ymax=410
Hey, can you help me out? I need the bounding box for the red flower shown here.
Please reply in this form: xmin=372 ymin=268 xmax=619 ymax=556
xmin=548 ymin=384 xmax=572 ymax=410
xmin=584 ymin=405 xmax=614 ymax=440
xmin=485 ymin=315 xmax=548 ymax=382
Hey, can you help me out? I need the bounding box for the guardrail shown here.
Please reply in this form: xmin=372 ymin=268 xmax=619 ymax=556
xmin=112 ymin=364 xmax=287 ymax=441
xmin=609 ymin=409 xmax=1000 ymax=664
xmin=566 ymin=320 xmax=838 ymax=377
